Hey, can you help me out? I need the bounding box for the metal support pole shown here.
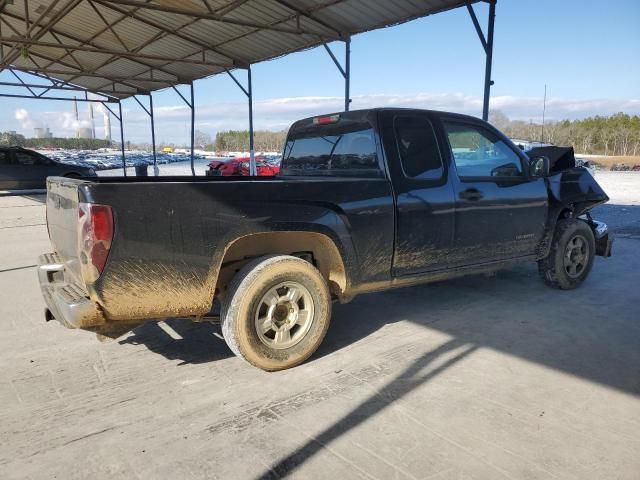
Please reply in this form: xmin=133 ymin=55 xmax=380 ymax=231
xmin=149 ymin=93 xmax=157 ymax=175
xmin=323 ymin=41 xmax=351 ymax=112
xmin=190 ymin=82 xmax=195 ymax=176
xmin=248 ymin=66 xmax=256 ymax=176
xmin=118 ymin=101 xmax=126 ymax=176
xmin=344 ymin=37 xmax=351 ymax=112
xmin=224 ymin=67 xmax=255 ymax=176
xmin=482 ymin=1 xmax=496 ymax=121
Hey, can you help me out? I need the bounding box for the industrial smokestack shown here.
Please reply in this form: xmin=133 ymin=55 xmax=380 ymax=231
xmin=104 ymin=112 xmax=112 ymax=142
xmin=88 ymin=102 xmax=95 ymax=139
xmin=73 ymin=96 xmax=79 ymax=138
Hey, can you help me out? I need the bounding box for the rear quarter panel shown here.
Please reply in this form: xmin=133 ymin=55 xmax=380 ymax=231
xmin=79 ymin=177 xmax=394 ymax=321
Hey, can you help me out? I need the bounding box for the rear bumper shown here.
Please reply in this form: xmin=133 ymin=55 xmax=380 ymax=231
xmin=38 ymin=253 xmax=106 ymax=329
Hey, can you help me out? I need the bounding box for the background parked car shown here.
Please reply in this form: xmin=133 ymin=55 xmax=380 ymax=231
xmin=0 ymin=147 xmax=96 ymax=190
xmin=206 ymin=155 xmax=280 ymax=176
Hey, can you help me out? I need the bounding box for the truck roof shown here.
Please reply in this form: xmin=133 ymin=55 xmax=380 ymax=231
xmin=289 ymin=108 xmax=483 ymax=133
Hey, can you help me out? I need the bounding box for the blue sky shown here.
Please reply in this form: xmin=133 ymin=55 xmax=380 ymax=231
xmin=2 ymin=0 xmax=639 ymax=144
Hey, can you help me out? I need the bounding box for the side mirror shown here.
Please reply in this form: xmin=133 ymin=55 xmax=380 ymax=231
xmin=529 ymin=155 xmax=550 ymax=177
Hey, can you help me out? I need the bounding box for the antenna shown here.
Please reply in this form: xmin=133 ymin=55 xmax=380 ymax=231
xmin=541 ymin=84 xmax=547 ymax=143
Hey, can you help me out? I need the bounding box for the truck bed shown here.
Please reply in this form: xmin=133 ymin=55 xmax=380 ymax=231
xmin=45 ymin=174 xmax=395 ymax=322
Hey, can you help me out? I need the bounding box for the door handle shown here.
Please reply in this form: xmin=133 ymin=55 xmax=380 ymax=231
xmin=459 ymin=188 xmax=483 ymax=201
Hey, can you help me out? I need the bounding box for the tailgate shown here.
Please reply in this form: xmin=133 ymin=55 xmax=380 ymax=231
xmin=46 ymin=177 xmax=83 ymax=284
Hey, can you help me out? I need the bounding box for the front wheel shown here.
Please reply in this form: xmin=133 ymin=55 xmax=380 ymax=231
xmin=538 ymin=218 xmax=595 ymax=289
xmin=221 ymin=255 xmax=331 ymax=371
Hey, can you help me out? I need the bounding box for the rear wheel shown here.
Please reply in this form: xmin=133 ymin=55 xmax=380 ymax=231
xmin=538 ymin=218 xmax=595 ymax=289
xmin=221 ymin=255 xmax=331 ymax=371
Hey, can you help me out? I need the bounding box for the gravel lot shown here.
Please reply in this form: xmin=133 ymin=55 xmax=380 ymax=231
xmin=1 ymin=172 xmax=639 ymax=479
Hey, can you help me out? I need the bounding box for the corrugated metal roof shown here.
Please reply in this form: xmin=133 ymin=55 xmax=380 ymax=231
xmin=0 ymin=0 xmax=479 ymax=99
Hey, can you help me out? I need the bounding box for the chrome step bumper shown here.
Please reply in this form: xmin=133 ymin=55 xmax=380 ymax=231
xmin=37 ymin=253 xmax=105 ymax=329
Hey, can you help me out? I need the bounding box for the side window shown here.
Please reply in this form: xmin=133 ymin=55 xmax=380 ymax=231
xmin=444 ymin=122 xmax=523 ymax=178
xmin=15 ymin=152 xmax=41 ymax=166
xmin=394 ymin=115 xmax=443 ymax=180
xmin=14 ymin=152 xmax=53 ymax=166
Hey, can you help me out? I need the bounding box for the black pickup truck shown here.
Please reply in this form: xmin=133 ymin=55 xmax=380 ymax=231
xmin=39 ymin=108 xmax=612 ymax=371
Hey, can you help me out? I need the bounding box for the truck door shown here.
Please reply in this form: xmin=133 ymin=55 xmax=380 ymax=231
xmin=379 ymin=111 xmax=456 ymax=276
xmin=441 ymin=119 xmax=548 ymax=264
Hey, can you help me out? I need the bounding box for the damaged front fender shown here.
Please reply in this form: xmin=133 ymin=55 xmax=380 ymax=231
xmin=546 ymin=167 xmax=609 ymax=216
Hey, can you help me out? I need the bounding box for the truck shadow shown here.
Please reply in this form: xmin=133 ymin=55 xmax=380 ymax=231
xmin=118 ymin=204 xmax=639 ymax=397
xmin=319 ymin=260 xmax=639 ymax=397
xmin=118 ymin=319 xmax=232 ymax=365
xmin=255 ymin=254 xmax=639 ymax=478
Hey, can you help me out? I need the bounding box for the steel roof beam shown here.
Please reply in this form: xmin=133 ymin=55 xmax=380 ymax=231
xmin=0 ymin=37 xmax=237 ymax=68
xmin=466 ymin=3 xmax=487 ymax=54
xmin=49 ymin=31 xmax=84 ymax=70
xmin=8 ymin=65 xmax=175 ymax=86
xmin=1 ymin=0 xmax=79 ymax=67
xmin=87 ymin=0 xmax=131 ymax=52
xmin=0 ymin=1 xmax=191 ymax=87
xmin=2 ymin=45 xmax=155 ymax=93
xmin=93 ymin=0 xmax=349 ymax=91
xmin=102 ymin=0 xmax=339 ymax=38
xmin=272 ymin=0 xmax=344 ymax=38
xmin=93 ymin=0 xmax=249 ymax=66
xmin=0 ymin=92 xmax=118 ymax=103
xmin=214 ymin=0 xmax=250 ymax=17
xmin=0 ymin=79 xmax=120 ymax=96
xmin=0 ymin=9 xmax=185 ymax=84
xmin=16 ymin=69 xmax=121 ymax=99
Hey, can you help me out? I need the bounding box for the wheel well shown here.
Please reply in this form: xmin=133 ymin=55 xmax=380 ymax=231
xmin=215 ymin=231 xmax=347 ymax=298
xmin=558 ymin=207 xmax=573 ymax=220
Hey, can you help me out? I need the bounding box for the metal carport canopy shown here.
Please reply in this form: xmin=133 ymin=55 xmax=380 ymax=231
xmin=0 ymin=0 xmax=497 ymax=177
xmin=0 ymin=0 xmax=486 ymax=99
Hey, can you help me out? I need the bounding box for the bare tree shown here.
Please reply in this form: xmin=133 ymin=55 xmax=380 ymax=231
xmin=195 ymin=129 xmax=212 ymax=149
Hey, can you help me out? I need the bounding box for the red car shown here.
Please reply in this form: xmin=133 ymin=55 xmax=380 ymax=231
xmin=206 ymin=155 xmax=280 ymax=176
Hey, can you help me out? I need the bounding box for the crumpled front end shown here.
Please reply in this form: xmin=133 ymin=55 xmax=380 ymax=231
xmin=546 ymin=167 xmax=610 ymax=216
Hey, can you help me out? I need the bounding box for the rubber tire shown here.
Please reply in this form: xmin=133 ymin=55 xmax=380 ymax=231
xmin=538 ymin=218 xmax=595 ymax=290
xmin=220 ymin=255 xmax=331 ymax=371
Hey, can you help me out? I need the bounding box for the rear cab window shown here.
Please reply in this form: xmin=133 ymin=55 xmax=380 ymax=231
xmin=281 ymin=114 xmax=381 ymax=177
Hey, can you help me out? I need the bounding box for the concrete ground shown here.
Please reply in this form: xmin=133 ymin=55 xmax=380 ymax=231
xmin=1 ymin=172 xmax=639 ymax=480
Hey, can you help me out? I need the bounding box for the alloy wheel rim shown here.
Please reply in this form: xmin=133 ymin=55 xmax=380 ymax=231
xmin=254 ymin=281 xmax=314 ymax=350
xmin=564 ymin=234 xmax=589 ymax=278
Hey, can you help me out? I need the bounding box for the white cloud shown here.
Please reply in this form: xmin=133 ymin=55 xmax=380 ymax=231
xmin=126 ymin=93 xmax=640 ymax=138
xmin=6 ymin=93 xmax=639 ymax=143
xmin=15 ymin=108 xmax=38 ymax=129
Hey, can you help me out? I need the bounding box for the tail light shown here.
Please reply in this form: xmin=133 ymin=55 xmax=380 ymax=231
xmin=77 ymin=203 xmax=114 ymax=283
